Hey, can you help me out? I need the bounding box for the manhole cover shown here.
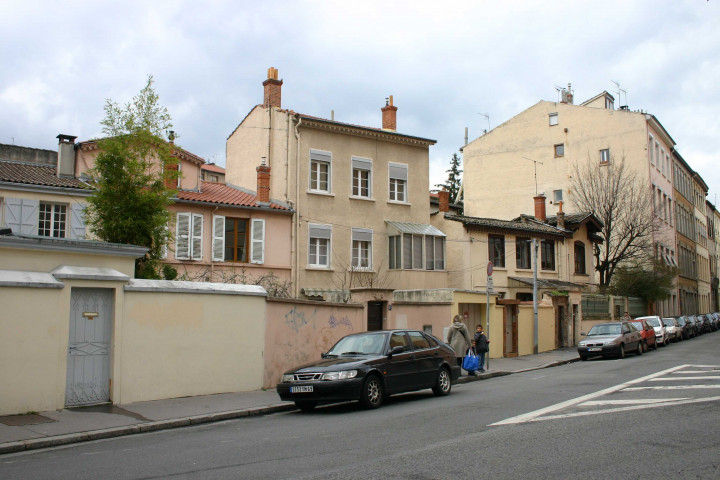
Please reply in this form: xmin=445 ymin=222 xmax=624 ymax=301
xmin=0 ymin=414 xmax=56 ymax=426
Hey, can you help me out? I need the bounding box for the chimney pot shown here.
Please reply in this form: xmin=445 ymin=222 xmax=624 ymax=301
xmin=438 ymin=190 xmax=450 ymax=213
xmin=381 ymin=95 xmax=398 ymax=131
xmin=534 ymin=195 xmax=547 ymax=221
xmin=263 ymin=67 xmax=283 ymax=108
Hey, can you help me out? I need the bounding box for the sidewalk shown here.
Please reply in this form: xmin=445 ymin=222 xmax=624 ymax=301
xmin=0 ymin=348 xmax=579 ymax=455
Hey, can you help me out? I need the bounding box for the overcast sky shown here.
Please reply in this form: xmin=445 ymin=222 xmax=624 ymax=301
xmin=2 ymin=1 xmax=719 ymax=203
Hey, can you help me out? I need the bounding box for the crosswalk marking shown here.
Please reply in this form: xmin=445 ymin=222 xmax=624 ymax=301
xmin=650 ymin=376 xmax=720 ymax=381
xmin=624 ymin=385 xmax=720 ymax=391
xmin=673 ymin=370 xmax=720 ymax=374
xmin=579 ymin=398 xmax=687 ymax=406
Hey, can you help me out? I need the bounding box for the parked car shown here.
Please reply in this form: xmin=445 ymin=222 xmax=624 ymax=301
xmin=629 ymin=319 xmax=658 ymax=351
xmin=577 ymin=321 xmax=643 ymax=360
xmin=697 ymin=314 xmax=716 ymax=333
xmin=708 ymin=313 xmax=720 ymax=330
xmin=276 ymin=330 xmax=461 ymax=411
xmin=675 ymin=316 xmax=694 ymax=340
xmin=686 ymin=315 xmax=702 ymax=336
xmin=662 ymin=317 xmax=683 ymax=342
xmin=636 ymin=316 xmax=669 ymax=346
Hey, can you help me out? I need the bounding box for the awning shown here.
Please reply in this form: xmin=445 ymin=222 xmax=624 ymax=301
xmin=386 ymin=221 xmax=446 ymax=237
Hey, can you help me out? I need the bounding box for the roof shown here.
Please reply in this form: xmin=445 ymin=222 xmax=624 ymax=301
xmin=201 ymin=163 xmax=225 ymax=173
xmin=297 ymin=113 xmax=436 ymax=145
xmin=78 ymin=139 xmax=206 ymax=166
xmin=508 ymin=276 xmax=587 ymax=291
xmin=175 ymin=181 xmax=292 ymax=212
xmin=0 ymin=160 xmax=89 ymax=190
xmin=546 ymin=212 xmax=603 ymax=232
xmin=386 ymin=221 xmax=446 ymax=237
xmin=444 ymin=213 xmax=568 ymax=238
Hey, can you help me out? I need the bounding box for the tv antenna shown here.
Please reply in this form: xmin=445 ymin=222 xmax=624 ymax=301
xmin=523 ymin=156 xmax=544 ymax=195
xmin=478 ymin=113 xmax=490 ymax=133
xmin=611 ymin=80 xmax=627 ymax=108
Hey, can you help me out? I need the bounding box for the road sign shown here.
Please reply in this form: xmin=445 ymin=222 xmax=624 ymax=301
xmin=487 ymin=261 xmax=494 ymax=277
xmin=487 ymin=277 xmax=494 ymax=294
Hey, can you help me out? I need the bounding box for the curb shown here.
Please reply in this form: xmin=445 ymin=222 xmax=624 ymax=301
xmin=0 ymin=356 xmax=579 ymax=455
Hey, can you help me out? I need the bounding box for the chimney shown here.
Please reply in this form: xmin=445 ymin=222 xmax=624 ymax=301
xmin=561 ymin=83 xmax=574 ymax=104
xmin=56 ymin=134 xmax=77 ymax=177
xmin=534 ymin=194 xmax=547 ymax=221
xmin=556 ymin=201 xmax=565 ymax=229
xmin=381 ymin=95 xmax=397 ymax=131
xmin=256 ymin=160 xmax=271 ymax=203
xmin=438 ymin=190 xmax=450 ymax=212
xmin=263 ymin=67 xmax=283 ymax=108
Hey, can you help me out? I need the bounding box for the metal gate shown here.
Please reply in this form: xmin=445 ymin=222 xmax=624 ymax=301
xmin=65 ymin=288 xmax=113 ymax=407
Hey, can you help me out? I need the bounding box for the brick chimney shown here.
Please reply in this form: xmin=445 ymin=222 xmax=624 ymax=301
xmin=56 ymin=134 xmax=77 ymax=177
xmin=438 ymin=190 xmax=450 ymax=212
xmin=556 ymin=201 xmax=566 ymax=229
xmin=263 ymin=67 xmax=283 ymax=108
xmin=381 ymin=95 xmax=397 ymax=131
xmin=534 ymin=194 xmax=547 ymax=221
xmin=256 ymin=161 xmax=271 ymax=203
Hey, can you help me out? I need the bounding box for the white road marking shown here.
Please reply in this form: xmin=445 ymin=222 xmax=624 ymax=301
xmin=650 ymin=376 xmax=720 ymax=381
xmin=673 ymin=370 xmax=720 ymax=373
xmin=624 ymin=385 xmax=720 ymax=391
xmin=579 ymin=398 xmax=687 ymax=406
xmin=489 ymin=365 xmax=687 ymax=426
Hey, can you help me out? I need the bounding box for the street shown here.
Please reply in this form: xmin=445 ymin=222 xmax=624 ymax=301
xmin=2 ymin=334 xmax=719 ymax=480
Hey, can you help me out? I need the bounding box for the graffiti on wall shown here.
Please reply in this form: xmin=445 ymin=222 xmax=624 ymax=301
xmin=284 ymin=307 xmax=317 ymax=333
xmin=328 ymin=313 xmax=353 ymax=330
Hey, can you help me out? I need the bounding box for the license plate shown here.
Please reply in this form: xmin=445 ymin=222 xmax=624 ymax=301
xmin=291 ymin=386 xmax=313 ymax=393
xmin=588 ymin=347 xmax=602 ymax=352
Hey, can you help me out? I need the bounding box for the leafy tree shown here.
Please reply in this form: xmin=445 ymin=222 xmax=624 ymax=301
xmin=435 ymin=152 xmax=463 ymax=213
xmin=569 ymin=155 xmax=657 ymax=289
xmin=610 ymin=258 xmax=678 ymax=302
xmin=84 ymin=76 xmax=180 ymax=279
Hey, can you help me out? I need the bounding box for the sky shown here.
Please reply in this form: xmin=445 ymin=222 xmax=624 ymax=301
xmin=2 ymin=1 xmax=719 ymax=202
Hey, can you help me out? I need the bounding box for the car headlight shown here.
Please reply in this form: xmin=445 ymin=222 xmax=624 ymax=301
xmin=281 ymin=374 xmax=294 ymax=383
xmin=321 ymin=370 xmax=358 ymax=381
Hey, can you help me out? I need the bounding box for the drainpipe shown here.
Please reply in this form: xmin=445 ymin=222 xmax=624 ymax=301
xmin=294 ymin=115 xmax=302 ymax=298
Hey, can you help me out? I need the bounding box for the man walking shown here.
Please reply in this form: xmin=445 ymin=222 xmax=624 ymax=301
xmin=474 ymin=325 xmax=490 ymax=373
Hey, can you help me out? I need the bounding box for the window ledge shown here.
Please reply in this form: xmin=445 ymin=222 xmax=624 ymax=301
xmin=307 ymin=190 xmax=335 ymax=197
xmin=306 ymin=266 xmax=333 ymax=271
xmin=348 ymin=267 xmax=375 ymax=273
xmin=350 ymin=196 xmax=375 ymax=202
xmin=387 ymin=200 xmax=411 ymax=206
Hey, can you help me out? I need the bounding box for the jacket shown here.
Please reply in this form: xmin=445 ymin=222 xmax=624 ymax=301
xmin=474 ymin=332 xmax=489 ymax=353
xmin=447 ymin=322 xmax=472 ymax=356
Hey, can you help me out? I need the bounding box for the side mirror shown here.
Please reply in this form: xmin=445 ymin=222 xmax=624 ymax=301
xmin=580 ymin=332 xmax=586 ymax=336
xmin=321 ymin=352 xmax=328 ymax=358
xmin=388 ymin=345 xmax=405 ymax=357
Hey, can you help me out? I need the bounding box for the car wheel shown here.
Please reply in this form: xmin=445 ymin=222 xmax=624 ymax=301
xmin=295 ymin=401 xmax=317 ymax=412
xmin=360 ymin=375 xmax=383 ymax=409
xmin=642 ymin=341 xmax=648 ymax=353
xmin=432 ymin=367 xmax=452 ymax=396
xmin=617 ymin=344 xmax=625 ymax=359
xmin=636 ymin=342 xmax=643 ymax=355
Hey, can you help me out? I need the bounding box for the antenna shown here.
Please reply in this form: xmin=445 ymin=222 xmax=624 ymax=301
xmin=478 ymin=113 xmax=490 ymax=133
xmin=523 ymin=156 xmax=544 ymax=196
xmin=554 ymin=85 xmax=564 ymax=102
xmin=611 ymin=80 xmax=628 ymax=108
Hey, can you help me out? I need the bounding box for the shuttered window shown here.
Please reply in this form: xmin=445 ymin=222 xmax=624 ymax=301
xmin=176 ymin=212 xmax=203 ymax=260
xmin=388 ymin=163 xmax=408 ymax=202
xmin=251 ymin=218 xmax=265 ymax=264
xmin=352 ymin=228 xmax=372 ymax=269
xmin=309 ymin=149 xmax=332 ymax=192
xmin=308 ymin=224 xmax=331 ymax=267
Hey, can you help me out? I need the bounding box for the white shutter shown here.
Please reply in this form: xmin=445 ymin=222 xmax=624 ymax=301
xmin=251 ymin=218 xmax=265 ymax=264
xmin=69 ymin=202 xmax=86 ymax=239
xmin=191 ymin=213 xmax=204 ymax=260
xmin=212 ymin=215 xmax=225 ymax=261
xmin=175 ymin=213 xmax=191 ymax=260
xmin=20 ymin=199 xmax=39 ymax=234
xmin=4 ymin=197 xmax=22 ymax=233
xmin=160 ymin=222 xmax=168 ymax=259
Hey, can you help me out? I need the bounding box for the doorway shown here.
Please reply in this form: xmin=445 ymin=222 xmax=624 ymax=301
xmin=556 ymin=305 xmax=565 ymax=348
xmin=504 ymin=305 xmax=518 ymax=357
xmin=367 ymin=301 xmax=384 ymax=331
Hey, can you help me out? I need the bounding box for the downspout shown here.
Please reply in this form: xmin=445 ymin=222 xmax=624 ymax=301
xmin=286 ymin=113 xmax=291 ymax=202
xmin=294 ymin=115 xmax=302 ymax=298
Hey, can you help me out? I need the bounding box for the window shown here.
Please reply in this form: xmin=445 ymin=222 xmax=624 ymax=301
xmin=648 ymin=136 xmax=655 ymax=165
xmin=425 ymin=235 xmax=445 ymax=270
xmin=488 ymin=234 xmax=505 ymax=268
xmin=176 ymin=212 xmax=203 ymax=260
xmin=574 ymin=241 xmax=586 ymax=274
xmin=408 ymin=331 xmax=431 ymax=350
xmin=309 ymin=224 xmax=331 ymax=267
xmin=553 ymin=190 xmax=563 ymax=204
xmin=554 ymin=144 xmax=564 ymax=157
xmin=309 ymin=149 xmax=332 ymax=193
xmin=250 ymin=219 xmax=265 ymax=264
xmin=389 ymin=163 xmax=408 ymax=202
xmin=516 ymin=237 xmax=532 ymax=269
xmin=605 ymin=97 xmax=614 ymax=109
xmin=549 ymin=113 xmax=558 ymax=126
xmin=389 ymin=235 xmax=401 ymax=269
xmin=352 ymin=157 xmax=372 ymax=198
xmin=352 ymin=228 xmax=372 ymax=269
xmin=600 ymin=148 xmax=610 ymax=164
xmin=541 ymin=239 xmax=555 ymax=271
xmin=210 ymin=216 xmax=264 ymax=263
xmin=392 ymin=233 xmax=445 ymax=270
xmin=38 ymin=203 xmax=67 ymax=238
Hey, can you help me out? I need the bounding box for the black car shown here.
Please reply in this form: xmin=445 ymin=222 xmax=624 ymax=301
xmin=276 ymin=330 xmax=461 ymax=411
xmin=697 ymin=314 xmax=715 ymax=334
xmin=675 ymin=316 xmax=694 ymax=340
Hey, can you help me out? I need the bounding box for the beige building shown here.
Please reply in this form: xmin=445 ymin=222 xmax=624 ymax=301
xmin=226 ymin=68 xmax=447 ymax=324
xmin=693 ymin=174 xmax=711 ymax=312
xmin=462 ymin=87 xmax=679 ymax=315
xmin=673 ymin=150 xmax=700 ymax=313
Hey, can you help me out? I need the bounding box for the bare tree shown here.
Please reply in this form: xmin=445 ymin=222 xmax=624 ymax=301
xmin=175 ymin=265 xmax=292 ymax=298
xmin=569 ymin=155 xmax=657 ymax=289
xmin=331 ymin=255 xmax=396 ymax=302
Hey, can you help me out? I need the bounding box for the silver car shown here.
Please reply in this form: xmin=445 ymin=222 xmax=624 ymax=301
xmin=636 ymin=315 xmax=669 ymax=346
xmin=662 ymin=317 xmax=683 ymax=342
xmin=578 ymin=321 xmax=643 ymax=360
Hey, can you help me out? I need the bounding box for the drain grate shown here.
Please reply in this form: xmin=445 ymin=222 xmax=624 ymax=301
xmin=0 ymin=414 xmax=56 ymax=426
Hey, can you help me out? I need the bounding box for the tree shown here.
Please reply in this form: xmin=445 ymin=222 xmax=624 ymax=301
xmin=569 ymin=156 xmax=657 ymax=289
xmin=84 ymin=76 xmax=180 ymax=279
xmin=435 ymin=152 xmax=463 ymax=213
xmin=610 ymin=258 xmax=678 ymax=302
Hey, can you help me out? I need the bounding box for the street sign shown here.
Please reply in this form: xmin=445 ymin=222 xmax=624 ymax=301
xmin=487 ymin=261 xmax=494 ymax=277
xmin=487 ymin=277 xmax=494 ymax=294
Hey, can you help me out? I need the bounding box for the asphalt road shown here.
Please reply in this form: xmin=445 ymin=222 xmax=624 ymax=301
xmin=2 ymin=333 xmax=719 ymax=479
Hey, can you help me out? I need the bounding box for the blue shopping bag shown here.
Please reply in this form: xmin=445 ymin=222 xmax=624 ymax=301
xmin=462 ymin=352 xmax=479 ymax=372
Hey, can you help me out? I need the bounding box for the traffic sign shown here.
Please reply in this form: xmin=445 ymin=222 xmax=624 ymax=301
xmin=487 ymin=261 xmax=494 ymax=277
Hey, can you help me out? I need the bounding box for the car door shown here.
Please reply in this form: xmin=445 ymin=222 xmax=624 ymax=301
xmin=407 ymin=331 xmax=437 ymax=387
xmin=382 ymin=332 xmax=418 ymax=394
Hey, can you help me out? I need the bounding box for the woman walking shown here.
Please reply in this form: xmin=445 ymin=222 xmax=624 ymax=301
xmin=446 ymin=315 xmax=472 ymax=370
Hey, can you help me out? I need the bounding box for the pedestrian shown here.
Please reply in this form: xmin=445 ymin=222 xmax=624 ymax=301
xmin=447 ymin=314 xmax=472 ymax=370
xmin=474 ymin=324 xmax=490 ymax=373
xmin=622 ymin=311 xmax=632 ymax=322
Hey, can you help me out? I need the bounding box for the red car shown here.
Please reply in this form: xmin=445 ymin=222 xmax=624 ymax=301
xmin=629 ymin=319 xmax=657 ymax=351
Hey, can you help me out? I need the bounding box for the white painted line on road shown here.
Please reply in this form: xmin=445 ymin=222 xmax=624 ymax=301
xmin=489 ymin=364 xmax=687 ymax=426
xmin=579 ymin=398 xmax=687 ymax=406
xmin=624 ymin=385 xmax=720 ymax=391
xmin=685 ymin=365 xmax=720 ymax=368
xmin=650 ymin=376 xmax=720 ymax=381
xmin=674 ymin=370 xmax=720 ymax=374
xmin=526 ymin=395 xmax=720 ymax=423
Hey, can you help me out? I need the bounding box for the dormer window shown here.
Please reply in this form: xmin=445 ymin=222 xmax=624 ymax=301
xmin=605 ymin=96 xmax=614 ymax=109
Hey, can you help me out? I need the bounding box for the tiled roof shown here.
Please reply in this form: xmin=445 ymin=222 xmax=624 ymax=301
xmin=546 ymin=212 xmax=604 ymax=231
xmin=175 ymin=181 xmax=291 ymax=211
xmin=296 ymin=113 xmax=437 ymax=144
xmin=0 ymin=161 xmax=89 ymax=190
xmin=201 ymin=163 xmax=225 ymax=173
xmin=444 ymin=213 xmax=568 ymax=237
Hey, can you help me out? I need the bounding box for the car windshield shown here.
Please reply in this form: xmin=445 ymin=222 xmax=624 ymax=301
xmin=588 ymin=324 xmax=621 ymax=336
xmin=646 ymin=318 xmax=661 ymax=327
xmin=662 ymin=318 xmax=674 ymax=326
xmin=327 ymin=333 xmax=386 ymax=356
xmin=677 ymin=318 xmax=686 ymax=326
xmin=630 ymin=321 xmax=644 ymax=330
